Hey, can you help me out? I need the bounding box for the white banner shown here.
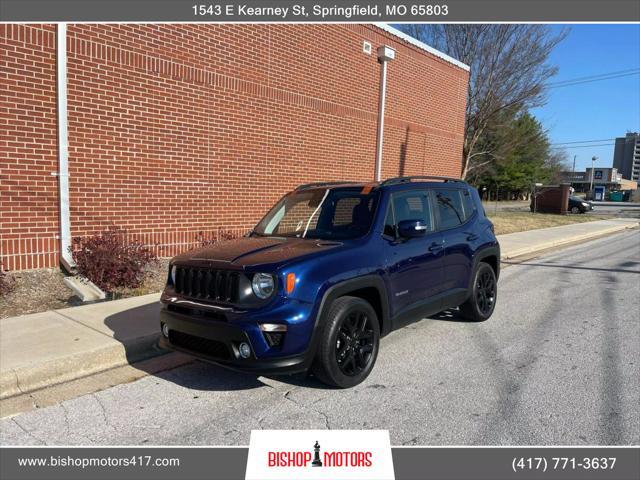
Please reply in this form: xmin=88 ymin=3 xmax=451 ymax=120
xmin=245 ymin=430 xmax=395 ymax=480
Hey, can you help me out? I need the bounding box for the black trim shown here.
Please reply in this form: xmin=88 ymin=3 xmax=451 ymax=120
xmin=381 ymin=176 xmax=465 ymax=186
xmin=315 ymin=275 xmax=391 ymax=336
xmin=472 ymin=244 xmax=501 ymax=281
xmin=390 ymin=288 xmax=467 ymax=329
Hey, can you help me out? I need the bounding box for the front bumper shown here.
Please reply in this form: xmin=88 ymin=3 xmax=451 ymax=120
xmin=159 ymin=300 xmax=316 ymax=375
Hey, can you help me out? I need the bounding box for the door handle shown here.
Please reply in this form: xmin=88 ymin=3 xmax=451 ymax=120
xmin=465 ymin=232 xmax=479 ymax=241
xmin=428 ymin=242 xmax=443 ymax=252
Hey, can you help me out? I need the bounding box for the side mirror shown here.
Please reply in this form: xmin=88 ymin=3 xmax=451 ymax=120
xmin=398 ymin=219 xmax=428 ymax=238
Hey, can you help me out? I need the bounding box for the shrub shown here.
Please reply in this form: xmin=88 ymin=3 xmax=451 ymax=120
xmin=71 ymin=226 xmax=158 ymax=293
xmin=197 ymin=230 xmax=239 ymax=247
xmin=0 ymin=264 xmax=14 ymax=297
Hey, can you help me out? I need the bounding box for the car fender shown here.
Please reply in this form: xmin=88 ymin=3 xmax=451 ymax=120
xmin=301 ymin=274 xmax=391 ymax=364
xmin=471 ymin=244 xmax=501 ymax=283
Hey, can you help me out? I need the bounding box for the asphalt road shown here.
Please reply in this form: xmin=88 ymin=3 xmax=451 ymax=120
xmin=1 ymin=230 xmax=639 ymax=446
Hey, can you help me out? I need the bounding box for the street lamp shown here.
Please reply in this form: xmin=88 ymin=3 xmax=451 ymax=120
xmin=589 ymin=156 xmax=597 ymax=199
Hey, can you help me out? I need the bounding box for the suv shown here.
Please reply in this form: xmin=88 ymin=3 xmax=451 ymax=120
xmin=160 ymin=176 xmax=500 ymax=388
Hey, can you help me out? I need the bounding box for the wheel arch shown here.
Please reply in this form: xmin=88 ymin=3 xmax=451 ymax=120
xmin=473 ymin=245 xmax=500 ymax=281
xmin=317 ymin=275 xmax=390 ymax=337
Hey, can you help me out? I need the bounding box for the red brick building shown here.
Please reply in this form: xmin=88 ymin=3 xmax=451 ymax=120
xmin=1 ymin=24 xmax=469 ymax=271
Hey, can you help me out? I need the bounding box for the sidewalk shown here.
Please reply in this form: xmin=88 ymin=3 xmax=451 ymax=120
xmin=498 ymin=217 xmax=638 ymax=259
xmin=1 ymin=217 xmax=638 ymax=400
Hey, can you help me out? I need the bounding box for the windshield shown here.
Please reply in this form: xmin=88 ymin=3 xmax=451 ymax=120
xmin=253 ymin=187 xmax=379 ymax=240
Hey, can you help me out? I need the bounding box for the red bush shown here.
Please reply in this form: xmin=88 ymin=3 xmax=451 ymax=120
xmin=71 ymin=226 xmax=158 ymax=293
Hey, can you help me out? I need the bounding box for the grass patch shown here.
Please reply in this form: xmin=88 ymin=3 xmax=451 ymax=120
xmin=488 ymin=212 xmax=609 ymax=236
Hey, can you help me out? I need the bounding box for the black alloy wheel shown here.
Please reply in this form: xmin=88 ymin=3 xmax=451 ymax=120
xmin=335 ymin=310 xmax=375 ymax=376
xmin=312 ymin=296 xmax=380 ymax=388
xmin=475 ymin=267 xmax=496 ymax=317
xmin=459 ymin=262 xmax=497 ymax=322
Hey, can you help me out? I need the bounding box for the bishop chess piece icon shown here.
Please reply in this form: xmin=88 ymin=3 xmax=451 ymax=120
xmin=312 ymin=440 xmax=323 ymax=467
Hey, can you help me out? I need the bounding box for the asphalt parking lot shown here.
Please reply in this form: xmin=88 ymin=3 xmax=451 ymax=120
xmin=1 ymin=229 xmax=639 ymax=446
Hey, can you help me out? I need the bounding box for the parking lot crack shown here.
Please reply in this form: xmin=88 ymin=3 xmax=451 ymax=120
xmin=283 ymin=390 xmax=331 ymax=429
xmin=11 ymin=417 xmax=46 ymax=445
xmin=91 ymin=393 xmax=118 ymax=435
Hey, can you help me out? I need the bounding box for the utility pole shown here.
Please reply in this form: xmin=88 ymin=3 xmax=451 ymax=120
xmin=572 ymin=155 xmax=576 ymax=178
xmin=589 ymin=156 xmax=597 ymax=198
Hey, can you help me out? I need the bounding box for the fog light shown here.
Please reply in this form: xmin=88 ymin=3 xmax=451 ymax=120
xmin=161 ymin=323 xmax=170 ymax=338
xmin=238 ymin=342 xmax=251 ymax=359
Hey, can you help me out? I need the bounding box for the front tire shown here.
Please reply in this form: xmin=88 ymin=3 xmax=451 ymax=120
xmin=571 ymin=206 xmax=581 ymax=214
xmin=312 ymin=296 xmax=380 ymax=388
xmin=460 ymin=262 xmax=497 ymax=322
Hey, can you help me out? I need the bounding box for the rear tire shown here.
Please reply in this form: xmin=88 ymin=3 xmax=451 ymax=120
xmin=312 ymin=296 xmax=380 ymax=388
xmin=459 ymin=262 xmax=497 ymax=322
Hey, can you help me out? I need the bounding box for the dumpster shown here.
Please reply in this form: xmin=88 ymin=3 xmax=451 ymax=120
xmin=609 ymin=191 xmax=624 ymax=202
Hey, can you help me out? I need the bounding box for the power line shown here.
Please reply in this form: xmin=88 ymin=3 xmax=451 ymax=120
xmin=547 ymin=69 xmax=640 ymax=89
xmin=549 ymin=68 xmax=639 ymax=86
xmin=552 ymin=138 xmax=616 ymax=145
xmin=552 ymin=143 xmax=615 ymax=149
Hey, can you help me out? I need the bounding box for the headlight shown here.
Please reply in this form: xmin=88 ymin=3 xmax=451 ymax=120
xmin=170 ymin=265 xmax=177 ymax=285
xmin=582 ymin=202 xmax=589 ymax=207
xmin=252 ymin=273 xmax=275 ymax=299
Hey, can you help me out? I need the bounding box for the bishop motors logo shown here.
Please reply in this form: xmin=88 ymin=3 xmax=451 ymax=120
xmin=267 ymin=440 xmax=373 ymax=468
xmin=246 ymin=430 xmax=394 ymax=480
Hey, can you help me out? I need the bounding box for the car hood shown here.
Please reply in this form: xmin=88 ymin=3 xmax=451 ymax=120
xmin=172 ymin=236 xmax=344 ymax=268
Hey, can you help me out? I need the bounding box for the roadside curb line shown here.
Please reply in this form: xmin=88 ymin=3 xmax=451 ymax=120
xmin=0 ymin=333 xmax=164 ymax=400
xmin=499 ymin=223 xmax=638 ymax=260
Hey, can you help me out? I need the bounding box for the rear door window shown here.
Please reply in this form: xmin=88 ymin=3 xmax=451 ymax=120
xmin=435 ymin=189 xmax=465 ymax=229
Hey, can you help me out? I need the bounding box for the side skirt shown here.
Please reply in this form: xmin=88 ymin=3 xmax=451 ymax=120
xmin=390 ymin=288 xmax=469 ymax=330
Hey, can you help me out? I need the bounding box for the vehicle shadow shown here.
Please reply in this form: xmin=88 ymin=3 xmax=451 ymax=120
xmin=103 ymin=303 xmax=334 ymax=392
xmin=104 ymin=301 xmax=492 ymax=393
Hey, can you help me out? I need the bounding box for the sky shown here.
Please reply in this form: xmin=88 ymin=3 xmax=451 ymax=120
xmin=530 ymin=24 xmax=640 ymax=172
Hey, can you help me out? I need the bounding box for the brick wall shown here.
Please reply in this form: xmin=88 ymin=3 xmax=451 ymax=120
xmin=1 ymin=24 xmax=469 ymax=271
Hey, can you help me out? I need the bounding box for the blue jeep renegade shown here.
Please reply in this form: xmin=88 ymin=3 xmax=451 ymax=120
xmin=159 ymin=176 xmax=500 ymax=388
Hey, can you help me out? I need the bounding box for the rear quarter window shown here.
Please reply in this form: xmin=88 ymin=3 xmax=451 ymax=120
xmin=461 ymin=189 xmax=477 ymax=220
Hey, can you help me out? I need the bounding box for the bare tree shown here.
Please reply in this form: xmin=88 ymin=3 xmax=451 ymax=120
xmin=402 ymin=25 xmax=567 ymax=179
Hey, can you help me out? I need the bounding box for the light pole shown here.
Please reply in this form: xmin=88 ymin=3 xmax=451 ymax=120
xmin=589 ymin=156 xmax=597 ymax=199
xmin=374 ymin=45 xmax=395 ymax=181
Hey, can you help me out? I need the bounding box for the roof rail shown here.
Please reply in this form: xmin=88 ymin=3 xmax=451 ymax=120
xmin=380 ymin=175 xmax=465 ymax=186
xmin=295 ymin=181 xmax=360 ymax=191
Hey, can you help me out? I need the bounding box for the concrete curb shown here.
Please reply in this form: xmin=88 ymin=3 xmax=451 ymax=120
xmin=0 ymin=332 xmax=163 ymax=400
xmin=500 ymin=223 xmax=638 ymax=260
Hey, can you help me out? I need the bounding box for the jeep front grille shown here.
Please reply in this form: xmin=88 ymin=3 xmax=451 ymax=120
xmin=174 ymin=267 xmax=240 ymax=302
